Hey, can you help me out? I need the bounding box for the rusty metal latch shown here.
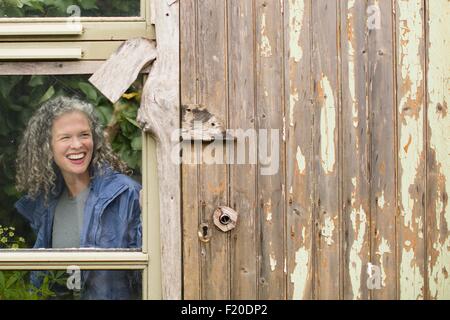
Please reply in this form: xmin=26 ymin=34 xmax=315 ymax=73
xmin=213 ymin=206 xmax=238 ymax=232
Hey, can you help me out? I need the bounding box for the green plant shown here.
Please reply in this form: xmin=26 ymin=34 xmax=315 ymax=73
xmin=0 ymin=270 xmax=57 ymax=300
xmin=0 ymin=0 xmax=140 ymax=17
xmin=0 ymin=225 xmax=26 ymax=249
xmin=0 ymin=226 xmax=60 ymax=300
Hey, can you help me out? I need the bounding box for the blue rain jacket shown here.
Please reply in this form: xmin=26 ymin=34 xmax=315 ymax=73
xmin=14 ymin=166 xmax=142 ymax=300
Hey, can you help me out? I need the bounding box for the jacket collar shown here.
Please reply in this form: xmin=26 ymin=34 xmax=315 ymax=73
xmin=49 ymin=164 xmax=115 ymax=201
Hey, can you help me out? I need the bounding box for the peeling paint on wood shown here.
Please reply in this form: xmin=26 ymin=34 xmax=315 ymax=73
xmin=398 ymin=0 xmax=424 ymax=232
xmin=290 ymin=247 xmax=309 ymax=299
xmin=270 ymin=254 xmax=277 ymax=271
xmin=347 ymin=0 xmax=358 ymax=128
xmin=180 ymin=0 xmax=448 ymax=300
xmin=348 ymin=175 xmax=367 ymax=299
xmin=289 ymin=85 xmax=299 ymax=127
xmin=288 ymin=0 xmax=304 ymax=63
xmin=260 ymin=13 xmax=272 ymax=57
xmin=296 ymin=145 xmax=306 ymax=174
xmin=376 ymin=237 xmax=391 ymax=287
xmin=257 ymin=0 xmax=286 ymax=299
xmin=349 ymin=206 xmax=367 ymax=299
xmin=321 ymin=216 xmax=335 ymax=246
xmin=427 ymin=0 xmax=450 ymax=300
xmin=397 ymin=0 xmax=426 ymax=300
xmin=378 ymin=191 xmax=386 ymax=209
xmin=400 ymin=246 xmax=424 ymax=299
xmin=286 ymin=0 xmax=313 ymax=300
xmin=369 ymin=0 xmax=397 ymax=300
xmin=319 ymin=75 xmax=337 ymax=174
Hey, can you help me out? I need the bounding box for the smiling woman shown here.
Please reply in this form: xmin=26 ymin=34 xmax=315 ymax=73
xmin=13 ymin=96 xmax=142 ymax=299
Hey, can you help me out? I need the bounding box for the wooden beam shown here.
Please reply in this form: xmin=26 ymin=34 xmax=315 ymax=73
xmin=137 ymin=0 xmax=181 ymax=300
xmin=0 ymin=61 xmax=152 ymax=75
xmin=89 ymin=37 xmax=157 ymax=103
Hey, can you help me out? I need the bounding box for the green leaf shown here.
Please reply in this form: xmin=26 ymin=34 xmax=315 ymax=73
xmin=0 ymin=76 xmax=22 ymax=98
xmin=97 ymin=105 xmax=113 ymax=124
xmin=6 ymin=104 xmax=23 ymax=111
xmin=79 ymin=82 xmax=98 ymax=102
xmin=5 ymin=272 xmax=20 ymax=288
xmin=131 ymin=136 xmax=142 ymax=151
xmin=38 ymin=86 xmax=55 ymax=104
xmin=124 ymin=116 xmax=140 ymax=129
xmin=3 ymin=185 xmax=19 ymax=197
xmin=0 ymin=271 xmax=5 ymax=290
xmin=28 ymin=75 xmax=45 ymax=87
xmin=79 ymin=0 xmax=98 ymax=10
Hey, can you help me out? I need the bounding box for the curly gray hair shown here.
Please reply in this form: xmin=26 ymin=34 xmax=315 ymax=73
xmin=16 ymin=96 xmax=128 ymax=201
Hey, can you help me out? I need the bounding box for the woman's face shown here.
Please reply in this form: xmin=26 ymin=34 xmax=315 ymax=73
xmin=51 ymin=111 xmax=94 ymax=179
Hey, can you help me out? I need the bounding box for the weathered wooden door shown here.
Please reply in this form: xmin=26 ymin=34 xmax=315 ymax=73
xmin=180 ymin=0 xmax=449 ymax=300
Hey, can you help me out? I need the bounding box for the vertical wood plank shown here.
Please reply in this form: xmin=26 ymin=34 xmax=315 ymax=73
xmin=312 ymin=0 xmax=341 ymax=299
xmin=396 ymin=0 xmax=426 ymax=300
xmin=284 ymin=0 xmax=314 ymax=300
xmin=197 ymin=0 xmax=230 ymax=300
xmin=426 ymin=0 xmax=450 ymax=300
xmin=228 ymin=0 xmax=258 ymax=299
xmin=367 ymin=0 xmax=397 ymax=300
xmin=255 ymin=0 xmax=286 ymax=299
xmin=180 ymin=0 xmax=201 ymax=300
xmin=340 ymin=0 xmax=371 ymax=300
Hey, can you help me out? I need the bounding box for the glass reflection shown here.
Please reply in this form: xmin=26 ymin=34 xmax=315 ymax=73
xmin=0 ymin=0 xmax=140 ymax=18
xmin=0 ymin=269 xmax=142 ymax=300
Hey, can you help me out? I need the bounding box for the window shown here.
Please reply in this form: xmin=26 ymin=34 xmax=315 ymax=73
xmin=0 ymin=0 xmax=154 ymax=60
xmin=0 ymin=0 xmax=159 ymax=300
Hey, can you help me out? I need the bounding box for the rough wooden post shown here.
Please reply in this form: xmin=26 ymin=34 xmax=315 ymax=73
xmin=137 ymin=0 xmax=181 ymax=300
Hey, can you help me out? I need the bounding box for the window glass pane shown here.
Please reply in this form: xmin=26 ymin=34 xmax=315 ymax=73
xmin=0 ymin=0 xmax=140 ymax=18
xmin=0 ymin=269 xmax=143 ymax=300
xmin=0 ymin=75 xmax=143 ymax=249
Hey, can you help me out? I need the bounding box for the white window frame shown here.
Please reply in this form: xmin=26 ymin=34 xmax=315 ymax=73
xmin=0 ymin=127 xmax=160 ymax=299
xmin=0 ymin=0 xmax=160 ymax=300
xmin=0 ymin=0 xmax=154 ymax=60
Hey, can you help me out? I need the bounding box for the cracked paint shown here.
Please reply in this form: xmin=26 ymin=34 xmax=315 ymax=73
xmin=349 ymin=190 xmax=367 ymax=300
xmin=400 ymin=246 xmax=424 ymax=299
xmin=416 ymin=216 xmax=424 ymax=239
xmin=429 ymin=238 xmax=450 ymax=299
xmin=319 ymin=75 xmax=336 ymax=174
xmin=289 ymin=85 xmax=299 ymax=127
xmin=427 ymin=0 xmax=450 ymax=299
xmin=264 ymin=199 xmax=273 ymax=223
xmin=378 ymin=191 xmax=386 ymax=209
xmin=398 ymin=0 xmax=424 ymax=236
xmin=347 ymin=0 xmax=358 ymax=128
xmin=296 ymin=145 xmax=306 ymax=174
xmin=290 ymin=247 xmax=309 ymax=299
xmin=321 ymin=216 xmax=335 ymax=246
xmin=270 ymin=254 xmax=277 ymax=271
xmin=260 ymin=13 xmax=272 ymax=57
xmin=376 ymin=237 xmax=391 ymax=287
xmin=288 ymin=0 xmax=305 ymax=63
